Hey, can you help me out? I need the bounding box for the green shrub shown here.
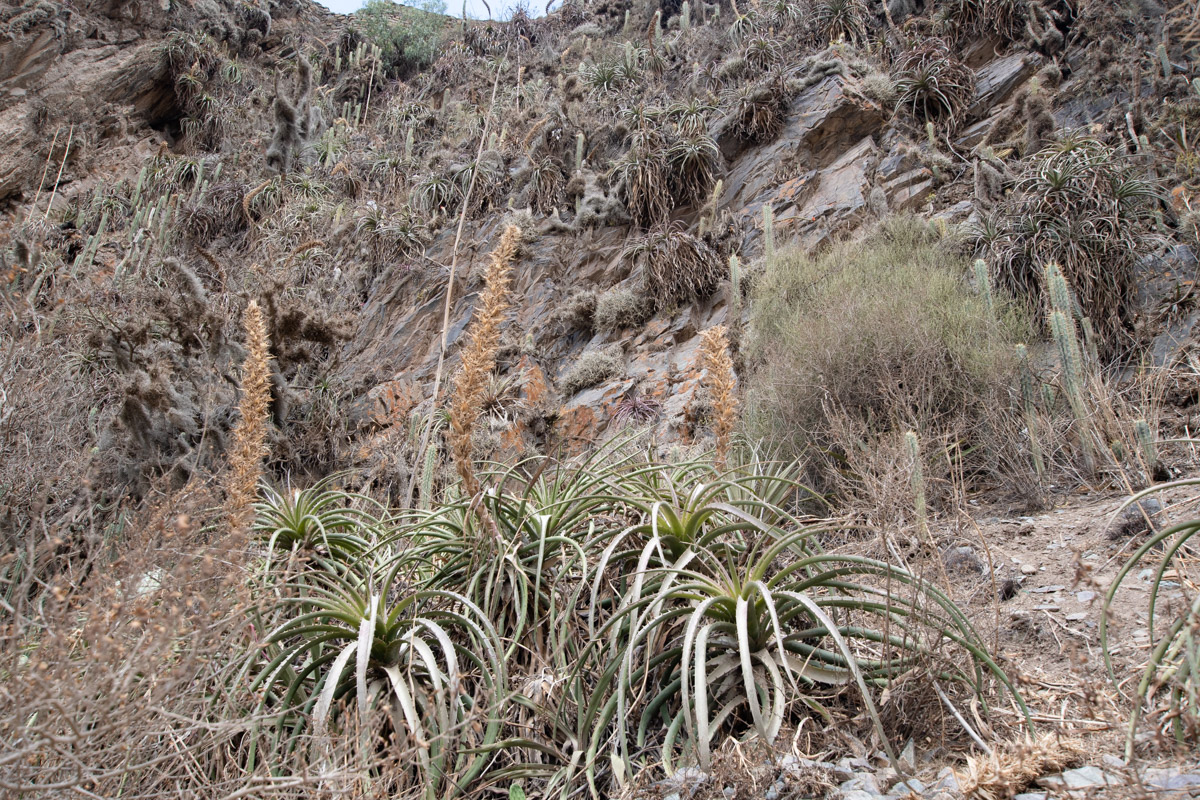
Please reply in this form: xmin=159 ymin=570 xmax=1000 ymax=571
xmin=747 ymin=217 xmax=1029 ymax=455
xmin=353 ymin=0 xmax=447 ymax=77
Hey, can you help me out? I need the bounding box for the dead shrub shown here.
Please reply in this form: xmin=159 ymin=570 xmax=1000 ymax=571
xmin=625 ymin=222 xmax=725 ymax=310
xmin=0 ymin=483 xmax=394 ymax=798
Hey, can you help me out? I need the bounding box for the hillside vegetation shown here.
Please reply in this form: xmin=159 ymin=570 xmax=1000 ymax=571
xmin=2 ymin=0 xmax=1200 ymax=796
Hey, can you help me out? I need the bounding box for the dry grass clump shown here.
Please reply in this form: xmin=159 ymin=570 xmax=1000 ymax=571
xmin=0 ymin=482 xmax=401 ymax=798
xmin=594 ymin=285 xmax=654 ymax=332
xmin=957 ymin=734 xmax=1086 ymax=800
xmin=698 ymin=324 xmax=737 ymax=468
xmin=893 ymin=38 xmax=976 ymax=127
xmin=223 ymin=299 xmax=272 ymax=536
xmin=450 ymin=224 xmax=519 ymax=495
xmin=553 ymin=287 xmax=598 ymax=332
xmin=748 ymin=217 xmax=1028 ymax=461
xmin=560 ymin=345 xmax=623 ymax=395
xmin=625 ymin=222 xmax=725 ymax=310
xmin=978 ymin=134 xmax=1158 ymax=352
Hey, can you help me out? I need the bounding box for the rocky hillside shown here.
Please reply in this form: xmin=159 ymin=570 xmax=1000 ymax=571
xmin=4 ymin=0 xmax=1197 ymax=512
xmin=3 ymin=0 xmax=1200 ymax=795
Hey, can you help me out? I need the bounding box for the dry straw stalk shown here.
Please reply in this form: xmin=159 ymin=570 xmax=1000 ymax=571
xmin=699 ymin=324 xmax=738 ymax=468
xmin=449 ymin=225 xmax=520 ymax=495
xmin=957 ymin=734 xmax=1084 ymax=800
xmin=224 ymin=299 xmax=272 ymax=535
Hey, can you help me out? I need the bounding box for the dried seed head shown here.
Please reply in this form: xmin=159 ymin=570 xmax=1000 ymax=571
xmin=698 ymin=324 xmax=738 ymax=469
xmin=449 ymin=225 xmax=520 ymax=495
xmin=224 ymin=300 xmax=272 ymax=537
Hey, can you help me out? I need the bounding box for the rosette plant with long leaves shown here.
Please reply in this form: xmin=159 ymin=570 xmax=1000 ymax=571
xmin=244 ymin=558 xmax=506 ymax=799
xmin=1102 ymin=476 xmax=1200 ymax=757
xmin=254 ymin=478 xmax=385 ymax=567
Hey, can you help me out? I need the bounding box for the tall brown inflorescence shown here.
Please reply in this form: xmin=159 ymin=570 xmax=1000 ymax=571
xmin=225 ymin=300 xmax=272 ymax=537
xmin=699 ymin=324 xmax=738 ymax=469
xmin=449 ymin=225 xmax=520 ymax=496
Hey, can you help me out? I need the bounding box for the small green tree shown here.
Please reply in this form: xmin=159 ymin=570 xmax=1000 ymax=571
xmin=354 ymin=0 xmax=448 ymax=77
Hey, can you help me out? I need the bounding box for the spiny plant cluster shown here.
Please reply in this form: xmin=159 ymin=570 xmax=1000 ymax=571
xmin=236 ymin=442 xmax=1025 ymax=798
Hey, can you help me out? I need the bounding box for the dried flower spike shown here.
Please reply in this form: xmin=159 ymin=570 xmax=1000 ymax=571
xmin=224 ymin=300 xmax=272 ymax=536
xmin=449 ymin=225 xmax=520 ymax=495
xmin=698 ymin=324 xmax=738 ymax=469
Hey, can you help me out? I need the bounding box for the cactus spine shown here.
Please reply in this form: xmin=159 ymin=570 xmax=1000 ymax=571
xmin=1016 ymin=344 xmax=1046 ymax=483
xmin=680 ymin=0 xmax=691 ymax=30
xmin=1044 ymin=261 xmax=1073 ymax=318
xmin=575 ymin=131 xmax=585 ymax=172
xmin=762 ymin=204 xmax=774 ymax=261
xmin=1134 ymin=418 xmax=1158 ymax=479
xmin=974 ymin=259 xmax=994 ymax=317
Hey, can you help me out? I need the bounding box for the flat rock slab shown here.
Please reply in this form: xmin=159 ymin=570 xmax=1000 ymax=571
xmin=1037 ymin=765 xmax=1124 ymax=792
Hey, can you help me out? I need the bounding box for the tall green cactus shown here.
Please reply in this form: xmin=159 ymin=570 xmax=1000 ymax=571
xmin=905 ymin=431 xmax=928 ymax=537
xmin=131 ymin=165 xmax=148 ymax=209
xmin=974 ymin=259 xmax=994 ymax=317
xmin=762 ymin=204 xmax=775 ymax=261
xmin=1134 ymin=418 xmax=1158 ymax=479
xmin=1050 ymin=309 xmax=1095 ymax=471
xmin=729 ymin=253 xmax=741 ymax=314
xmin=1016 ymin=344 xmax=1046 ymax=483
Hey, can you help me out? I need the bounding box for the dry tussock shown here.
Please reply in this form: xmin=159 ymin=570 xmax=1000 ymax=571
xmin=957 ymin=734 xmax=1085 ymax=800
xmin=1 ymin=479 xmax=423 ymax=798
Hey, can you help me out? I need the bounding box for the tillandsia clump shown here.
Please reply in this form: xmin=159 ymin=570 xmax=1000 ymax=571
xmin=1104 ymin=476 xmax=1200 ymax=757
xmin=980 ymin=135 xmax=1157 ymax=352
xmin=893 ymin=38 xmax=976 ymax=128
xmin=239 ymin=444 xmax=1027 ymax=796
xmin=625 ymin=221 xmax=725 ymax=309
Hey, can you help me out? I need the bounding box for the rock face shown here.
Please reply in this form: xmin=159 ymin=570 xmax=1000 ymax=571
xmin=343 ymin=45 xmax=1051 ymax=457
xmin=0 ymin=35 xmax=172 ymax=204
